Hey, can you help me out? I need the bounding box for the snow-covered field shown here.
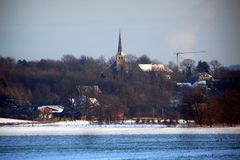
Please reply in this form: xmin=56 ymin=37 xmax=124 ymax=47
xmin=1 ymin=118 xmax=240 ymax=136
xmin=0 ymin=118 xmax=89 ymax=126
xmin=0 ymin=118 xmax=32 ymax=124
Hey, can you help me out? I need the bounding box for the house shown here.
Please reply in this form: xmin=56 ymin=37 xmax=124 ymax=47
xmin=177 ymin=80 xmax=208 ymax=88
xmin=177 ymin=82 xmax=192 ymax=88
xmin=38 ymin=105 xmax=64 ymax=120
xmin=192 ymin=80 xmax=207 ymax=88
xmin=89 ymin=98 xmax=100 ymax=107
xmin=196 ymin=72 xmax=214 ymax=81
xmin=138 ymin=64 xmax=173 ymax=73
xmin=138 ymin=64 xmax=173 ymax=79
xmin=76 ymin=85 xmax=102 ymax=96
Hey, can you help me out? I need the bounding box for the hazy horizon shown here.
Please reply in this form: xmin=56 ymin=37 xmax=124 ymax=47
xmin=1 ymin=0 xmax=240 ymax=66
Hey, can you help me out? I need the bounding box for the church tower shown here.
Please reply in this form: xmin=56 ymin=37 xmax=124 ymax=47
xmin=115 ymin=32 xmax=128 ymax=79
xmin=116 ymin=32 xmax=124 ymax=71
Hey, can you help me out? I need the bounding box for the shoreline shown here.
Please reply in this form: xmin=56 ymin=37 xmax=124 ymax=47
xmin=1 ymin=125 xmax=240 ymax=136
xmin=1 ymin=118 xmax=240 ymax=136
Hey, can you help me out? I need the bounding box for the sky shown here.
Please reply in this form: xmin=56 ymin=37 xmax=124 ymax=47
xmin=0 ymin=0 xmax=240 ymax=66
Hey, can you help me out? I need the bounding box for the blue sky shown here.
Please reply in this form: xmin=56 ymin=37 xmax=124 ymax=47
xmin=0 ymin=0 xmax=240 ymax=65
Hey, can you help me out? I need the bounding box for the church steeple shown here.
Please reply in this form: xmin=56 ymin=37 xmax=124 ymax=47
xmin=118 ymin=32 xmax=123 ymax=54
xmin=115 ymin=31 xmax=128 ymax=79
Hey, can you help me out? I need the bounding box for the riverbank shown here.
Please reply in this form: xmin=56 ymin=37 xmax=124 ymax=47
xmin=0 ymin=117 xmax=89 ymax=126
xmin=1 ymin=118 xmax=240 ymax=136
xmin=0 ymin=117 xmax=33 ymax=125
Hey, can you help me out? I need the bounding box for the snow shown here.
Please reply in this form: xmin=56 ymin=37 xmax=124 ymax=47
xmin=52 ymin=120 xmax=90 ymax=125
xmin=0 ymin=118 xmax=32 ymax=124
xmin=1 ymin=118 xmax=240 ymax=136
xmin=0 ymin=125 xmax=240 ymax=136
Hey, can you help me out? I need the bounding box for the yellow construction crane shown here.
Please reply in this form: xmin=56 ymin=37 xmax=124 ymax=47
xmin=174 ymin=51 xmax=206 ymax=70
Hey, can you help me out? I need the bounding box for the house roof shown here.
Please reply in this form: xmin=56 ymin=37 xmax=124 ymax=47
xmin=89 ymin=98 xmax=100 ymax=107
xmin=177 ymin=82 xmax=192 ymax=87
xmin=196 ymin=72 xmax=214 ymax=81
xmin=177 ymin=81 xmax=207 ymax=88
xmin=138 ymin=64 xmax=173 ymax=73
xmin=38 ymin=105 xmax=64 ymax=113
xmin=192 ymin=80 xmax=207 ymax=87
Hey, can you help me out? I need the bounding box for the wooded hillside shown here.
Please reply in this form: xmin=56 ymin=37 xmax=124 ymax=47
xmin=0 ymin=55 xmax=239 ymax=126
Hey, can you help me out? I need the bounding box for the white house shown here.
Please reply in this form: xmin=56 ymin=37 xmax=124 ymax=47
xmin=38 ymin=105 xmax=64 ymax=120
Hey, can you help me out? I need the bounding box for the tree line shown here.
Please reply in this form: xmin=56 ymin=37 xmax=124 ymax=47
xmin=0 ymin=55 xmax=239 ymax=126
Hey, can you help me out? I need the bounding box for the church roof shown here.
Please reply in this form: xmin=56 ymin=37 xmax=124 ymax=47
xmin=117 ymin=32 xmax=124 ymax=56
xmin=118 ymin=32 xmax=122 ymax=53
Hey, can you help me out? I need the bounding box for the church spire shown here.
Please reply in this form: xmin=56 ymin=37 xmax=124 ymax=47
xmin=118 ymin=32 xmax=122 ymax=54
xmin=114 ymin=31 xmax=128 ymax=79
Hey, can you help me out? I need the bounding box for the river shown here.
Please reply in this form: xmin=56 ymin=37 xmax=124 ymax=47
xmin=0 ymin=134 xmax=240 ymax=160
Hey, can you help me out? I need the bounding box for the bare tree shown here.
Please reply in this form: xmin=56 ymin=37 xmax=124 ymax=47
xmin=180 ymin=59 xmax=195 ymax=80
xmin=209 ymin=60 xmax=222 ymax=75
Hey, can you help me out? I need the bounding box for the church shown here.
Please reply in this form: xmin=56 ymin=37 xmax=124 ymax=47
xmin=110 ymin=32 xmax=172 ymax=80
xmin=112 ymin=32 xmax=128 ymax=80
